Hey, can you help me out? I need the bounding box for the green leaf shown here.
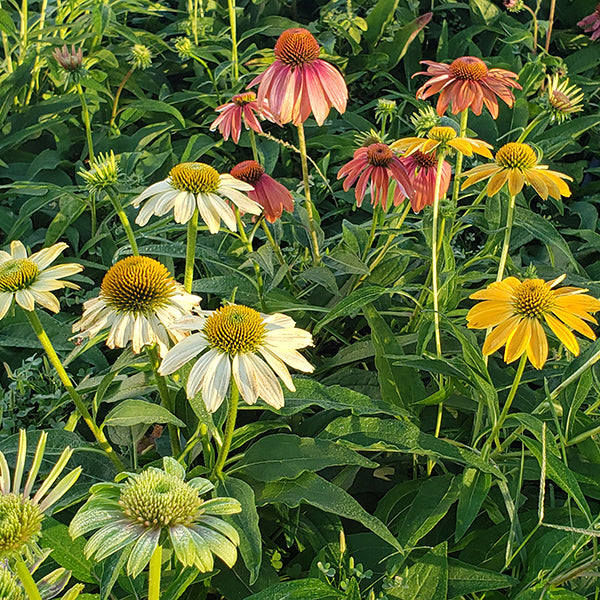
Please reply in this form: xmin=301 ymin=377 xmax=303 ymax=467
xmin=233 ymin=434 xmax=377 ymax=481
xmin=448 ymin=558 xmax=517 ymax=597
xmin=323 ymin=249 xmax=369 ymax=275
xmin=469 ymin=0 xmax=500 ymax=24
xmin=102 ymin=400 xmax=185 ymax=428
xmin=364 ymin=0 xmax=400 ymax=45
xmin=217 ymin=477 xmax=262 ymax=586
xmin=455 ymin=468 xmax=492 ymax=541
xmin=244 ymin=579 xmax=343 ymax=600
xmin=364 ymin=303 xmax=425 ymax=409
xmin=123 ymin=99 xmax=186 ymax=128
xmin=388 ymin=542 xmax=448 ymax=600
xmin=45 ymin=194 xmax=87 ymax=245
xmin=253 ymin=472 xmax=401 ymax=551
xmin=377 ymin=13 xmax=432 ymax=69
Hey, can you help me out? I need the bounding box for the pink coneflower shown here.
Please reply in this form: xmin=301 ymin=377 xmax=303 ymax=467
xmin=578 ymin=4 xmax=600 ymax=41
xmin=231 ymin=160 xmax=294 ymax=223
xmin=415 ymin=56 xmax=521 ymax=118
xmin=399 ymin=151 xmax=452 ymax=213
xmin=250 ymin=28 xmax=348 ymax=126
xmin=337 ymin=143 xmax=414 ymax=210
xmin=211 ymin=92 xmax=271 ymax=143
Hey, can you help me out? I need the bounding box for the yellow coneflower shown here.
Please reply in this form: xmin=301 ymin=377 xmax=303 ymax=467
xmin=467 ymin=275 xmax=600 ymax=369
xmin=391 ymin=126 xmax=493 ymax=158
xmin=462 ymin=142 xmax=572 ymax=199
xmin=544 ymin=74 xmax=584 ymax=124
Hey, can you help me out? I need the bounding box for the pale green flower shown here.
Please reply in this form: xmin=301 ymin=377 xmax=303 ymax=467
xmin=0 ymin=567 xmax=23 ymax=600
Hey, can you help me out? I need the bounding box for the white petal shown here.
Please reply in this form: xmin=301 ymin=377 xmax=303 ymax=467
xmin=0 ymin=251 xmax=12 ymax=264
xmin=201 ymin=352 xmax=231 ymax=413
xmin=259 ymin=347 xmax=295 ymax=390
xmin=246 ymin=353 xmax=284 ymax=409
xmin=10 ymin=241 xmax=27 ymax=259
xmin=173 ymin=191 xmax=195 ymax=224
xmin=263 ymin=313 xmax=296 ymax=329
xmin=218 ymin=187 xmax=262 ymax=215
xmin=38 ymin=263 xmax=83 ymax=279
xmin=219 ymin=174 xmax=253 ymax=192
xmin=29 ymin=290 xmax=60 ymax=313
xmin=15 ymin=289 xmax=35 ymax=311
xmin=132 ymin=179 xmax=173 ymax=206
xmin=232 ymin=353 xmax=260 ymax=405
xmin=135 ymin=194 xmax=162 ymax=226
xmin=196 ymin=193 xmax=222 ymax=234
xmin=159 ymin=332 xmax=208 ymax=375
xmin=0 ymin=292 xmax=13 ymax=319
xmin=29 ymin=243 xmax=68 ymax=269
xmin=265 ymin=328 xmax=313 ymax=349
xmin=207 ymin=193 xmax=237 ymax=232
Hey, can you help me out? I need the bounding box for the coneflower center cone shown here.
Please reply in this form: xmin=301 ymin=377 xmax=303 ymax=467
xmin=413 ymin=151 xmax=438 ymax=168
xmin=232 ymin=91 xmax=257 ymax=106
xmin=512 ymin=280 xmax=554 ymax=318
xmin=203 ymin=305 xmax=266 ymax=355
xmin=366 ymin=143 xmax=394 ymax=167
xmin=427 ymin=126 xmax=457 ymax=142
xmin=448 ymin=56 xmax=489 ymax=81
xmin=101 ymin=256 xmax=176 ymax=314
xmin=230 ymin=160 xmax=265 ymax=183
xmin=0 ymin=495 xmax=43 ymax=557
xmin=495 ymin=142 xmax=537 ymax=170
xmin=274 ymin=28 xmax=320 ymax=67
xmin=169 ymin=163 xmax=220 ymax=194
xmin=0 ymin=259 xmax=39 ymax=292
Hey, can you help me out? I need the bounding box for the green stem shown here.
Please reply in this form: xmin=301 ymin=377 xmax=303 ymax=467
xmin=236 ymin=209 xmax=266 ymax=310
xmin=24 ymin=0 xmax=48 ymax=105
xmin=517 ymin=113 xmax=545 ymax=143
xmin=184 ymin=209 xmax=199 ymax=293
xmin=147 ymin=544 xmax=162 ymax=600
xmin=25 ymin=309 xmax=124 ymax=470
xmin=14 ymin=557 xmax=42 ymax=600
xmin=227 ymin=0 xmax=238 ymax=83
xmin=361 ymin=205 xmax=380 ymax=263
xmin=18 ymin=0 xmax=27 ymax=66
xmin=109 ymin=66 xmax=135 ymax=131
xmin=249 ymin=129 xmax=259 ymax=163
xmin=296 ymin=122 xmax=321 ymax=264
xmin=451 ymin=109 xmax=469 ymax=205
xmin=261 ymin=220 xmax=299 ymax=291
xmin=482 ymin=353 xmax=527 ymax=458
xmin=523 ymin=4 xmax=539 ymax=53
xmin=76 ymin=83 xmax=94 ymax=161
xmin=496 ymin=194 xmax=516 ymax=282
xmin=146 ymin=345 xmax=181 ymax=456
xmin=107 ymin=191 xmax=139 ymax=255
xmin=212 ymin=379 xmax=239 ymax=479
xmin=431 ymin=154 xmax=446 ymax=359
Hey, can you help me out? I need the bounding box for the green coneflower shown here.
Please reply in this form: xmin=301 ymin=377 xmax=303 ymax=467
xmin=69 ymin=457 xmax=241 ymax=576
xmin=0 ymin=568 xmax=23 ymax=600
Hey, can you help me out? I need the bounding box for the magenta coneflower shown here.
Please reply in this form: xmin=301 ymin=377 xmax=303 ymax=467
xmin=250 ymin=28 xmax=348 ymax=126
xmin=399 ymin=151 xmax=452 ymax=213
xmin=211 ymin=92 xmax=271 ymax=143
xmin=337 ymin=143 xmax=414 ymax=210
xmin=415 ymin=56 xmax=521 ymax=118
xmin=578 ymin=4 xmax=600 ymax=41
xmin=231 ymin=160 xmax=294 ymax=223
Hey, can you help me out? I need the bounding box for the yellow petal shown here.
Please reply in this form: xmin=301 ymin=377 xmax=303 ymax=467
xmin=461 ymin=165 xmax=501 ymax=190
xmin=523 ymin=170 xmax=549 ymax=200
xmin=483 ymin=315 xmax=522 ymax=356
xmin=550 ymin=307 xmax=596 ymax=339
xmin=466 ymin=301 xmax=514 ymax=328
xmin=450 ymin=139 xmax=476 ymax=156
xmin=544 ymin=313 xmax=580 ymax=355
xmin=507 ymin=169 xmax=525 ymax=196
xmin=487 ymin=170 xmax=509 ymax=196
xmin=527 ymin=319 xmax=548 ymax=369
xmin=504 ymin=318 xmax=532 ymax=364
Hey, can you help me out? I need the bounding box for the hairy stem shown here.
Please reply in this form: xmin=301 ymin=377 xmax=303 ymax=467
xmin=451 ymin=109 xmax=469 ymax=205
xmin=212 ymin=379 xmax=239 ymax=479
xmin=76 ymin=83 xmax=94 ymax=161
xmin=496 ymin=194 xmax=516 ymax=282
xmin=14 ymin=557 xmax=42 ymax=600
xmin=109 ymin=66 xmax=135 ymax=131
xmin=147 ymin=544 xmax=163 ymax=600
xmin=227 ymin=0 xmax=238 ymax=83
xmin=184 ymin=209 xmax=199 ymax=293
xmin=107 ymin=191 xmax=139 ymax=255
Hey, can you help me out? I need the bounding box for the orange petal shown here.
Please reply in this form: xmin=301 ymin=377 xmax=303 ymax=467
xmin=507 ymin=169 xmax=525 ymax=196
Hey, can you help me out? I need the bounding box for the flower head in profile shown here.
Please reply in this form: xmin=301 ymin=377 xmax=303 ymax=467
xmin=543 ymin=74 xmax=584 ymax=124
xmin=250 ymin=28 xmax=348 ymax=126
xmin=399 ymin=151 xmax=452 ymax=213
xmin=53 ymin=45 xmax=87 ymax=86
xmin=410 ymin=105 xmax=441 ymax=136
xmin=132 ymin=162 xmax=261 ymax=233
xmin=211 ymin=92 xmax=272 ymax=144
xmin=73 ymin=256 xmax=200 ymax=356
xmin=160 ymin=305 xmax=314 ymax=412
xmin=0 ymin=241 xmax=82 ymax=320
xmin=0 ymin=430 xmax=81 ymax=560
xmin=415 ymin=56 xmax=521 ymax=118
xmin=79 ymin=151 xmax=119 ymax=194
xmin=0 ymin=568 xmax=23 ymax=600
xmin=467 ymin=275 xmax=600 ymax=369
xmin=462 ymin=142 xmax=572 ymax=199
xmin=69 ymin=457 xmax=241 ymax=576
xmin=391 ymin=126 xmax=493 ymax=159
xmin=230 ymin=160 xmax=294 ymax=223
xmin=337 ymin=143 xmax=414 ymax=209
xmin=129 ymin=44 xmax=152 ymax=70
xmin=504 ymin=0 xmax=525 ymax=12
xmin=578 ymin=4 xmax=600 ymax=41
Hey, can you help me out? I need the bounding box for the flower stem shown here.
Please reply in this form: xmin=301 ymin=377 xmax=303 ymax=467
xmin=184 ymin=209 xmax=199 ymax=293
xmin=227 ymin=0 xmax=238 ymax=83
xmin=107 ymin=191 xmax=139 ymax=256
xmin=431 ymin=154 xmax=446 ymax=359
xmin=496 ymin=194 xmax=516 ymax=282
xmin=517 ymin=113 xmax=545 ymax=143
xmin=483 ymin=353 xmax=527 ymax=458
xmin=109 ymin=66 xmax=135 ymax=132
xmin=147 ymin=544 xmax=162 ymax=600
xmin=296 ymin=122 xmax=321 ymax=264
xmin=24 ymin=309 xmax=124 ymax=470
xmin=76 ymin=83 xmax=94 ymax=162
xmin=261 ymin=220 xmax=299 ymax=291
xmin=236 ymin=209 xmax=266 ymax=309
xmin=523 ymin=4 xmax=539 ymax=53
xmin=362 ymin=205 xmax=380 ymax=262
xmin=249 ymin=129 xmax=259 ymax=163
xmin=451 ymin=109 xmax=469 ymax=205
xmin=146 ymin=345 xmax=181 ymax=456
xmin=212 ymin=379 xmax=239 ymax=480
xmin=545 ymin=0 xmax=556 ymax=53
xmin=14 ymin=557 xmax=42 ymax=600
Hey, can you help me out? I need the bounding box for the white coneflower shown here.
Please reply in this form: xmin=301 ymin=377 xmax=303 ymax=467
xmin=132 ymin=162 xmax=261 ymax=233
xmin=0 ymin=241 xmax=82 ymax=320
xmin=159 ymin=304 xmax=314 ymax=412
xmin=72 ymin=256 xmax=200 ymax=356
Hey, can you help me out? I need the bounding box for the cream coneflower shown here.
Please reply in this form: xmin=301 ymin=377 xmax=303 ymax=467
xmin=0 ymin=430 xmax=81 ymax=561
xmin=415 ymin=56 xmax=521 ymax=118
xmin=159 ymin=305 xmax=314 ymax=412
xmin=391 ymin=126 xmax=493 ymax=159
xmin=72 ymin=256 xmax=200 ymax=357
xmin=467 ymin=275 xmax=600 ymax=369
xmin=0 ymin=241 xmax=82 ymax=320
xmin=132 ymin=162 xmax=261 ymax=233
xmin=544 ymin=75 xmax=584 ymax=124
xmin=69 ymin=457 xmax=241 ymax=576
xmin=462 ymin=142 xmax=572 ymax=199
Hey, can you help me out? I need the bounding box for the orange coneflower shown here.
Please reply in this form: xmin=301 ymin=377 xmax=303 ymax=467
xmin=250 ymin=28 xmax=348 ymax=126
xmin=211 ymin=92 xmax=273 ymax=143
xmin=462 ymin=142 xmax=572 ymax=199
xmin=415 ymin=56 xmax=521 ymax=118
xmin=467 ymin=275 xmax=600 ymax=369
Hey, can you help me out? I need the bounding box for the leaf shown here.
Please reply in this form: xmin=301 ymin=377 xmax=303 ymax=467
xmin=123 ymin=99 xmax=186 ymax=127
xmin=469 ymin=0 xmax=500 ymax=24
xmin=455 ymin=468 xmax=492 ymax=542
xmin=217 ymin=477 xmax=262 ymax=586
xmin=297 ymin=267 xmax=339 ymax=295
xmin=447 ymin=558 xmax=517 ymax=597
xmin=377 ymin=12 xmax=432 ymax=69
xmin=388 ymin=542 xmax=448 ymax=600
xmin=323 ymin=249 xmax=369 ymax=275
xmin=313 ymin=286 xmax=387 ymax=334
xmin=253 ymin=472 xmax=401 ymax=551
xmin=244 ymin=579 xmax=343 ymax=600
xmin=45 ymin=194 xmax=87 ymax=245
xmin=102 ymin=400 xmax=185 ymax=428
xmin=233 ymin=434 xmax=377 ymax=481
xmin=364 ymin=0 xmax=400 ymax=45
xmin=364 ymin=303 xmax=425 ymax=409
